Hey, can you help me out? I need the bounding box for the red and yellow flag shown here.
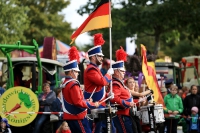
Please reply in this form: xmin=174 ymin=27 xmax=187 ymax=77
xmin=70 ymin=0 xmax=111 ymax=44
xmin=141 ymin=44 xmax=164 ymax=106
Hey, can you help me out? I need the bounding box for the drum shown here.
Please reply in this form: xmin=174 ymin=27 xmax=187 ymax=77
xmin=91 ymin=108 xmax=106 ymax=119
xmin=140 ymin=104 xmax=165 ymax=124
xmin=130 ymin=105 xmax=141 ymax=117
xmin=90 ymin=107 xmax=117 ymax=122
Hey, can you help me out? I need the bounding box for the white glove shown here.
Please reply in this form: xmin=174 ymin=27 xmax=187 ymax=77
xmin=138 ymin=96 xmax=147 ymax=103
xmin=107 ymin=68 xmax=114 ymax=75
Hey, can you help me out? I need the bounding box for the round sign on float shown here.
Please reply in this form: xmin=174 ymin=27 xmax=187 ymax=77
xmin=0 ymin=86 xmax=39 ymax=127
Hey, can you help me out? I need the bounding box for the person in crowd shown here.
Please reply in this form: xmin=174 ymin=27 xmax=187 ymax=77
xmin=164 ymin=85 xmax=183 ymax=133
xmin=125 ymin=77 xmax=152 ymax=133
xmin=184 ymin=85 xmax=200 ymax=114
xmin=83 ymin=33 xmax=114 ymax=133
xmin=0 ymin=84 xmax=5 ymax=97
xmin=0 ymin=118 xmax=11 ymax=133
xmin=56 ymin=121 xmax=71 ymax=133
xmin=60 ymin=46 xmax=99 ymax=133
xmin=13 ymin=65 xmax=24 ymax=86
xmin=182 ymin=86 xmax=190 ymax=99
xmin=110 ymin=47 xmax=135 ymax=133
xmin=178 ymin=89 xmax=184 ymax=98
xmin=184 ymin=85 xmax=200 ymax=133
xmin=33 ymin=83 xmax=56 ymax=133
xmin=159 ymin=87 xmax=168 ymax=133
xmin=161 ymin=87 xmax=168 ymax=98
xmin=165 ymin=79 xmax=174 ymax=94
xmin=2 ymin=83 xmax=6 ymax=90
xmin=51 ymin=88 xmax=63 ymax=133
xmin=186 ymin=106 xmax=200 ymax=133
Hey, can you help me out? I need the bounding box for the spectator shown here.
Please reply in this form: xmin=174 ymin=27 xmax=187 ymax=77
xmin=13 ymin=65 xmax=24 ymax=86
xmin=56 ymin=121 xmax=71 ymax=133
xmin=182 ymin=86 xmax=190 ymax=99
xmin=178 ymin=89 xmax=184 ymax=98
xmin=33 ymin=83 xmax=56 ymax=133
xmin=159 ymin=87 xmax=168 ymax=133
xmin=0 ymin=86 xmax=5 ymax=97
xmin=184 ymin=85 xmax=200 ymax=116
xmin=164 ymin=85 xmax=183 ymax=133
xmin=186 ymin=106 xmax=200 ymax=133
xmin=0 ymin=118 xmax=11 ymax=133
xmin=161 ymin=87 xmax=168 ymax=98
xmin=51 ymin=88 xmax=63 ymax=133
xmin=2 ymin=83 xmax=6 ymax=90
xmin=184 ymin=85 xmax=200 ymax=133
xmin=165 ymin=79 xmax=174 ymax=94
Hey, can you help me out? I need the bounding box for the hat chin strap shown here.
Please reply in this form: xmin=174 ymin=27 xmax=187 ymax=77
xmin=72 ymin=70 xmax=77 ymax=79
xmin=117 ymin=69 xmax=123 ymax=80
xmin=95 ymin=55 xmax=101 ymax=64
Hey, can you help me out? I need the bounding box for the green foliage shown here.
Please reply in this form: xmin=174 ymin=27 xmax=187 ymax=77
xmin=0 ymin=0 xmax=73 ymax=47
xmin=77 ymin=0 xmax=200 ymax=61
xmin=15 ymin=0 xmax=73 ymax=45
xmin=0 ymin=0 xmax=29 ymax=44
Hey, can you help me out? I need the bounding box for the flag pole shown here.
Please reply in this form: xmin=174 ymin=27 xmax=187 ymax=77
xmin=109 ymin=0 xmax=113 ymax=98
xmin=107 ymin=2 xmax=113 ymax=133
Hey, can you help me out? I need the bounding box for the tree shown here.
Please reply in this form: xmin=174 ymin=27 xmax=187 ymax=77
xmin=78 ymin=0 xmax=200 ymax=61
xmin=0 ymin=0 xmax=29 ymax=44
xmin=78 ymin=0 xmax=181 ymax=54
xmin=16 ymin=0 xmax=73 ymax=45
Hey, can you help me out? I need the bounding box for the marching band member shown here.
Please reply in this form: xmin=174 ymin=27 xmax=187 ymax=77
xmin=83 ymin=33 xmax=114 ymax=133
xmin=125 ymin=77 xmax=153 ymax=133
xmin=61 ymin=46 xmax=99 ymax=133
xmin=110 ymin=47 xmax=135 ymax=133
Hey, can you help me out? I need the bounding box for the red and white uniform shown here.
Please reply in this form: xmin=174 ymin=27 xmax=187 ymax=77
xmin=110 ymin=77 xmax=133 ymax=116
xmin=84 ymin=63 xmax=111 ymax=107
xmin=61 ymin=77 xmax=96 ymax=120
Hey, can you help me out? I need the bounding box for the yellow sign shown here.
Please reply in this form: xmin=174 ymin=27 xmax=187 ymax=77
xmin=0 ymin=87 xmax=39 ymax=126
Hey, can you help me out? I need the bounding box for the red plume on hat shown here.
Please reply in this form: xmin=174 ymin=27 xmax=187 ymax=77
xmin=116 ymin=46 xmax=127 ymax=61
xmin=68 ymin=46 xmax=80 ymax=63
xmin=94 ymin=33 xmax=105 ymax=46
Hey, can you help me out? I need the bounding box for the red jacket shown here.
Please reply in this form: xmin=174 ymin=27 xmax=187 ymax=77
xmin=62 ymin=77 xmax=96 ymax=120
xmin=110 ymin=78 xmax=133 ymax=116
xmin=84 ymin=63 xmax=111 ymax=107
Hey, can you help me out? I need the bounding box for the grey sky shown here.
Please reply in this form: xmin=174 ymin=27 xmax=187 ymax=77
xmin=62 ymin=0 xmax=92 ymax=46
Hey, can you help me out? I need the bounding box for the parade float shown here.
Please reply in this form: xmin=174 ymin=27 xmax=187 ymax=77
xmin=0 ymin=37 xmax=64 ymax=133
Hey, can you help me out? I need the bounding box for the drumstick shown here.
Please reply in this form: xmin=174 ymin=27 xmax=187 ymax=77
xmin=89 ymin=87 xmax=97 ymax=99
xmin=137 ymin=94 xmax=151 ymax=103
xmin=99 ymin=95 xmax=112 ymax=105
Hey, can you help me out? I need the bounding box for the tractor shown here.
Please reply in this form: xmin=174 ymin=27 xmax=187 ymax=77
xmin=0 ymin=39 xmax=64 ymax=133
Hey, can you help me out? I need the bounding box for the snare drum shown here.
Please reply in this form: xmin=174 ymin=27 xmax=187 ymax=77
xmin=90 ymin=107 xmax=117 ymax=122
xmin=140 ymin=104 xmax=165 ymax=124
xmin=91 ymin=108 xmax=106 ymax=119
